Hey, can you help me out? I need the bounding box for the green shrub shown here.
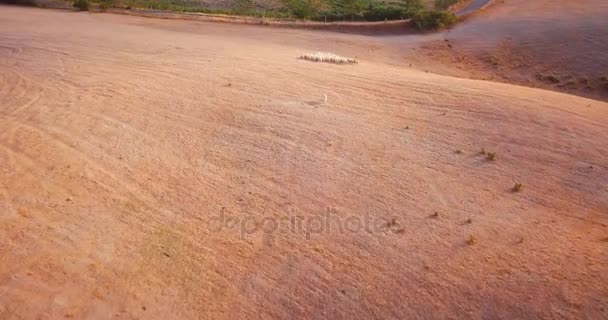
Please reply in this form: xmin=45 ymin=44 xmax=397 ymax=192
xmin=1 ymin=0 xmax=37 ymax=5
xmin=281 ymin=0 xmax=324 ymax=19
xmin=233 ymin=0 xmax=255 ymax=13
xmin=58 ymin=0 xmax=431 ymax=22
xmin=412 ymin=10 xmax=456 ymax=31
xmin=18 ymin=0 xmax=38 ymax=5
xmin=320 ymin=0 xmax=422 ymax=21
xmin=328 ymin=0 xmax=367 ymax=20
xmin=73 ymin=0 xmax=89 ymax=10
xmin=511 ymin=183 xmax=523 ymax=192
xmin=362 ymin=5 xmax=418 ymax=21
xmin=98 ymin=0 xmax=112 ymax=9
xmin=434 ymin=0 xmax=459 ymax=10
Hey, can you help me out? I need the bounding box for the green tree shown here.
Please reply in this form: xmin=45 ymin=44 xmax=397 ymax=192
xmin=281 ymin=0 xmax=325 ymax=18
xmin=331 ymin=0 xmax=367 ymax=19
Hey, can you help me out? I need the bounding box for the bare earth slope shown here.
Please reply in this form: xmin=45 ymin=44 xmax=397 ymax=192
xmin=1 ymin=6 xmax=608 ymax=320
xmin=410 ymin=0 xmax=608 ymax=101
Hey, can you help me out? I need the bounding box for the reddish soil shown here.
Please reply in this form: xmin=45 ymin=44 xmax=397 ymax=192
xmin=408 ymin=0 xmax=608 ymax=101
xmin=1 ymin=3 xmax=607 ymax=319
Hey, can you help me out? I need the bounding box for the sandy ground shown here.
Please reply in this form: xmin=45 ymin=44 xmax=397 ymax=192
xmin=1 ymin=4 xmax=608 ymax=320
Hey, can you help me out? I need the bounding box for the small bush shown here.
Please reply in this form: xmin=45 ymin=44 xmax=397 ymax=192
xmin=97 ymin=0 xmax=114 ymax=9
xmin=512 ymin=183 xmax=523 ymax=192
xmin=486 ymin=152 xmax=496 ymax=161
xmin=536 ymin=73 xmax=561 ymax=84
xmin=2 ymin=0 xmax=37 ymax=5
xmin=73 ymin=0 xmax=89 ymax=10
xmin=317 ymin=0 xmax=422 ymax=22
xmin=234 ymin=0 xmax=256 ymax=14
xmin=19 ymin=0 xmax=38 ymax=5
xmin=412 ymin=10 xmax=456 ymax=31
xmin=434 ymin=0 xmax=459 ymax=10
xmin=466 ymin=235 xmax=476 ymax=245
xmin=545 ymin=75 xmax=560 ymax=84
xmin=363 ymin=6 xmax=409 ymax=21
xmin=363 ymin=1 xmax=422 ymax=21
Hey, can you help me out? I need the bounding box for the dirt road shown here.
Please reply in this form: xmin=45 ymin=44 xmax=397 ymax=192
xmin=456 ymin=0 xmax=491 ymax=15
xmin=1 ymin=5 xmax=607 ymax=319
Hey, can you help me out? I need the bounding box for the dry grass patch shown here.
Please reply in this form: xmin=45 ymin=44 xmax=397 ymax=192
xmin=299 ymin=52 xmax=358 ymax=65
xmin=466 ymin=235 xmax=477 ymax=245
xmin=512 ymin=183 xmax=523 ymax=192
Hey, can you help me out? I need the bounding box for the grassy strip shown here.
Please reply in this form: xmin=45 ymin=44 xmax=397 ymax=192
xmin=412 ymin=10 xmax=456 ymax=30
xmin=73 ymin=0 xmax=455 ymax=29
xmin=89 ymin=0 xmax=438 ymax=22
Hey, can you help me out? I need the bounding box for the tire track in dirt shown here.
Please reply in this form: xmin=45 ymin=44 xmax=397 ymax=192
xmin=0 ymin=117 xmax=167 ymax=221
xmin=0 ymin=68 xmax=44 ymax=117
xmin=0 ymin=179 xmax=16 ymax=216
xmin=2 ymin=6 xmax=608 ymax=319
xmin=0 ymin=44 xmax=23 ymax=56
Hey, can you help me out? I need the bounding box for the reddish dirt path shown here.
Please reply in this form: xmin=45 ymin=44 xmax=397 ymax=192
xmin=456 ymin=0 xmax=491 ymax=15
xmin=1 ymin=5 xmax=607 ymax=320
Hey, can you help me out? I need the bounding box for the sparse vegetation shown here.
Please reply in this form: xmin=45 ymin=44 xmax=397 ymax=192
xmin=73 ymin=0 xmax=89 ymax=10
xmin=430 ymin=211 xmax=439 ymax=218
xmin=98 ymin=0 xmax=110 ymax=9
xmin=478 ymin=148 xmax=496 ymax=160
xmin=465 ymin=218 xmax=472 ymax=224
xmin=387 ymin=217 xmax=398 ymax=227
xmin=536 ymin=73 xmax=561 ymax=84
xmin=1 ymin=0 xmax=37 ymax=5
xmin=545 ymin=75 xmax=560 ymax=84
xmin=558 ymin=79 xmax=577 ymax=88
xmin=486 ymin=56 xmax=499 ymax=66
xmin=512 ymin=183 xmax=522 ymax=192
xmin=3 ymin=0 xmax=462 ymax=25
xmin=434 ymin=0 xmax=459 ymax=10
xmin=466 ymin=234 xmax=476 ymax=245
xmin=319 ymin=0 xmax=424 ymax=21
xmin=281 ymin=0 xmax=324 ymax=19
xmin=454 ymin=149 xmax=462 ymax=154
xmin=81 ymin=0 xmax=428 ymax=21
xmin=386 ymin=217 xmax=405 ymax=234
xmin=412 ymin=10 xmax=456 ymax=31
xmin=600 ymin=76 xmax=608 ymax=91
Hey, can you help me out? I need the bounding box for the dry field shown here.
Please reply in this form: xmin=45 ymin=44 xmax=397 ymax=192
xmin=1 ymin=2 xmax=607 ymax=319
xmin=409 ymin=0 xmax=608 ymax=101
